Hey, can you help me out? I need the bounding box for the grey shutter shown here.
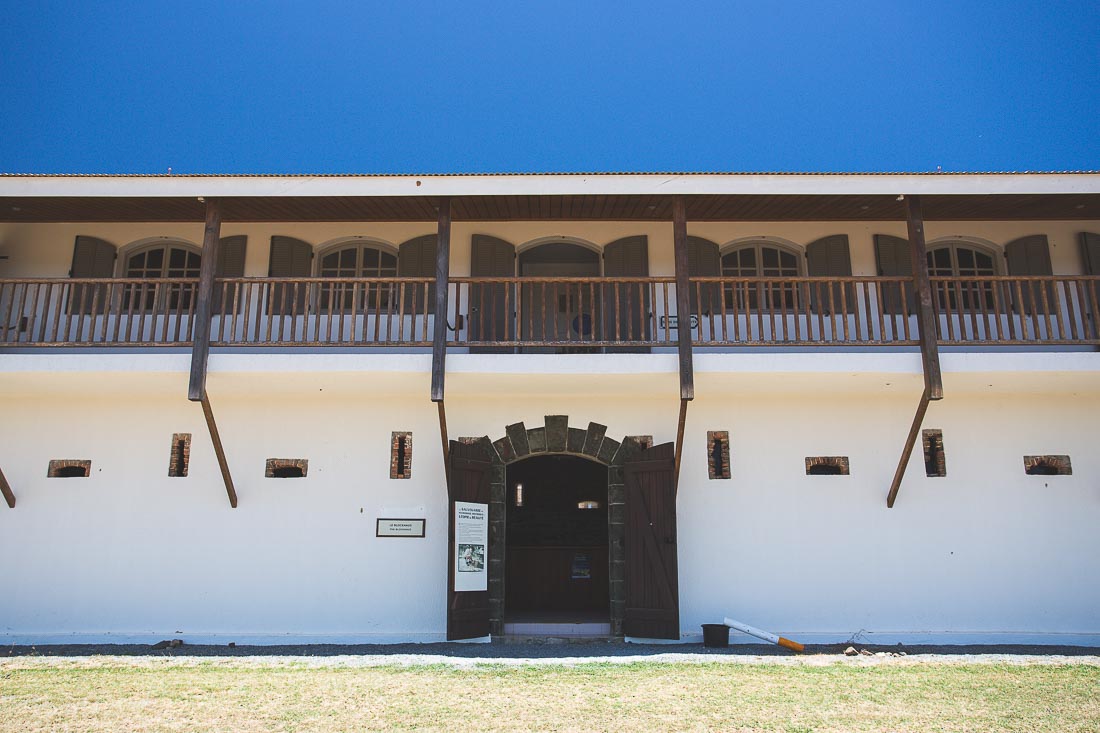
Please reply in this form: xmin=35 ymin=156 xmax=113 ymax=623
xmin=686 ymin=236 xmax=720 ymax=315
xmin=1005 ymin=235 xmax=1053 ymax=315
xmin=806 ymin=234 xmax=855 ymax=313
xmin=398 ymin=234 xmax=437 ymax=314
xmin=212 ymin=235 xmax=247 ymax=314
xmin=1080 ymin=232 xmax=1100 ymax=275
xmin=874 ymin=234 xmax=916 ymax=315
xmin=603 ymin=236 xmax=650 ymax=348
xmin=69 ymin=236 xmax=116 ymax=315
xmin=268 ymin=236 xmax=312 ymax=315
xmin=469 ymin=234 xmax=515 ymax=351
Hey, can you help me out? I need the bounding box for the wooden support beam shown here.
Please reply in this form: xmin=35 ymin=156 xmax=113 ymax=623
xmin=0 ymin=465 xmax=15 ymax=508
xmin=438 ymin=400 xmax=451 ymax=486
xmin=431 ymin=197 xmax=452 ymax=403
xmin=886 ymin=392 xmax=931 ymax=508
xmin=673 ymin=398 xmax=689 ymax=495
xmin=188 ymin=198 xmax=223 ymax=402
xmin=200 ymin=393 xmax=238 ymax=508
xmin=672 ymin=197 xmax=694 ymax=401
xmin=905 ymin=195 xmax=943 ymax=401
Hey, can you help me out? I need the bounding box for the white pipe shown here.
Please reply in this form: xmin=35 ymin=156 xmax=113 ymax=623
xmin=723 ymin=617 xmax=805 ymax=652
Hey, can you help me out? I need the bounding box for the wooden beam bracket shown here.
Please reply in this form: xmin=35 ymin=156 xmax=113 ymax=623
xmin=886 ymin=392 xmax=931 ymax=508
xmin=438 ymin=401 xmax=451 ymax=487
xmin=673 ymin=398 xmax=689 ymax=495
xmin=0 ymin=465 xmax=15 ymax=508
xmin=672 ymin=196 xmax=695 ymax=401
xmin=200 ymin=393 xmax=238 ymax=508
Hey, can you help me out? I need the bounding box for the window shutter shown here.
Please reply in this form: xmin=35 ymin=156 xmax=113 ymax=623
xmin=686 ymin=236 xmax=720 ymax=314
xmin=874 ymin=234 xmax=916 ymax=315
xmin=470 ymin=234 xmax=515 ymax=351
xmin=603 ymin=236 xmax=649 ymax=345
xmin=807 ymin=234 xmax=854 ymax=313
xmin=268 ymin=236 xmax=312 ymax=314
xmin=398 ymin=234 xmax=437 ymax=314
xmin=212 ymin=235 xmax=247 ymax=314
xmin=1080 ymin=232 xmax=1100 ymax=275
xmin=1005 ymin=235 xmax=1053 ymax=315
xmin=69 ymin=236 xmax=116 ymax=315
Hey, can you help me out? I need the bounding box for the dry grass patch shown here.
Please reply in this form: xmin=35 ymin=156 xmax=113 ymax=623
xmin=0 ymin=658 xmax=1097 ymax=732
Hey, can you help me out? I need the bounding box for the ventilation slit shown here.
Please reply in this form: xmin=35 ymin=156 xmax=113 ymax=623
xmin=707 ymin=431 xmax=731 ymax=479
xmin=922 ymin=429 xmax=946 ymax=477
xmin=272 ymin=465 xmax=304 ymax=478
xmin=396 ymin=435 xmax=407 ymax=476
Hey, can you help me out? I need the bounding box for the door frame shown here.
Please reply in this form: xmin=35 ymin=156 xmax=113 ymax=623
xmin=452 ymin=416 xmax=662 ymax=637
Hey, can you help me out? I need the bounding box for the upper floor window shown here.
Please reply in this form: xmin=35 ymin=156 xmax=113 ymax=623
xmin=123 ymin=243 xmax=201 ymax=311
xmin=721 ymin=242 xmax=802 ymax=310
xmin=927 ymin=243 xmax=998 ymax=311
xmin=318 ymin=244 xmax=398 ymax=310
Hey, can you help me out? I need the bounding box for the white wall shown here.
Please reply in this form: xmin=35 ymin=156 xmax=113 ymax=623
xmin=0 ymin=354 xmax=1097 ymax=644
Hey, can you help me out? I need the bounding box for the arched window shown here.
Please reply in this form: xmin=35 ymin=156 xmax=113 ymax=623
xmin=927 ymin=242 xmax=998 ymax=311
xmin=721 ymin=241 xmax=802 ymax=310
xmin=123 ymin=242 xmax=201 ymax=311
xmin=318 ymin=243 xmax=398 ymax=310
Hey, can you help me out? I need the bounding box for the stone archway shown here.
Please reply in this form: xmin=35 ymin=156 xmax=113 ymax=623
xmin=459 ymin=415 xmax=651 ymax=637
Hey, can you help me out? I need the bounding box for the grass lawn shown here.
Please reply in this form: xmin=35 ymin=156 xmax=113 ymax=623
xmin=1 ymin=657 xmax=1098 ymax=732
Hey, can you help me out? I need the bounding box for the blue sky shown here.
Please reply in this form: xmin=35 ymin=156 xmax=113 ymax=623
xmin=0 ymin=1 xmax=1097 ymax=173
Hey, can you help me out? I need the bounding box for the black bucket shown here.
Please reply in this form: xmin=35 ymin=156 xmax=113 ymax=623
xmin=701 ymin=623 xmax=729 ymax=648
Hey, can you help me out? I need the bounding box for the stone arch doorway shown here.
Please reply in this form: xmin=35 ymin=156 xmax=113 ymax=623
xmin=449 ymin=415 xmax=671 ymax=639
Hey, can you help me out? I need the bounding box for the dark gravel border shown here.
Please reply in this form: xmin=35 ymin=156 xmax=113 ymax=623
xmin=4 ymin=642 xmax=1098 ymax=658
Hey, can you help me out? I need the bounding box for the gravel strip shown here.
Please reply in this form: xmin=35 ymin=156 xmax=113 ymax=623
xmin=3 ymin=642 xmax=1099 ymax=668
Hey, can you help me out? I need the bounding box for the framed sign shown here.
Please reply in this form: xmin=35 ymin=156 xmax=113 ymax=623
xmin=376 ymin=518 xmax=426 ymax=538
xmin=453 ymin=501 xmax=488 ymax=592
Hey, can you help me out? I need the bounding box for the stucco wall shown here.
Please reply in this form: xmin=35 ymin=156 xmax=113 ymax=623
xmin=0 ymin=354 xmax=1097 ymax=644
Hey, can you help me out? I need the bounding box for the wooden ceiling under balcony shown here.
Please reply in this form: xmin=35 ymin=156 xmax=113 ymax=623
xmin=1 ymin=192 xmax=1098 ymax=223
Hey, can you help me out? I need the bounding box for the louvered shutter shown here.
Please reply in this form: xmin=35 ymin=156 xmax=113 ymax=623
xmin=1080 ymin=232 xmax=1100 ymax=275
xmin=212 ymin=235 xmax=247 ymax=314
xmin=469 ymin=235 xmax=515 ymax=351
xmin=603 ymin=236 xmax=650 ymax=348
xmin=398 ymin=234 xmax=437 ymax=314
xmin=874 ymin=235 xmax=916 ymax=315
xmin=807 ymin=234 xmax=855 ymax=313
xmin=1005 ymin=235 xmax=1053 ymax=315
xmin=686 ymin=237 xmax=720 ymax=314
xmin=69 ymin=236 xmax=117 ymax=315
xmin=268 ymin=236 xmax=312 ymax=315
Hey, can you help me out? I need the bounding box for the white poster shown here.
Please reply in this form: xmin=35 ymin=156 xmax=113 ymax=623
xmin=454 ymin=501 xmax=488 ymax=592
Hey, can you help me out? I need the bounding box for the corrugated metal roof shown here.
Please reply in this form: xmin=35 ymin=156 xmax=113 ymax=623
xmin=1 ymin=170 xmax=1098 ymax=177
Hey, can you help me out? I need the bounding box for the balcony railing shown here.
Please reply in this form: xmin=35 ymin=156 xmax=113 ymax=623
xmin=2 ymin=275 xmax=1098 ymax=348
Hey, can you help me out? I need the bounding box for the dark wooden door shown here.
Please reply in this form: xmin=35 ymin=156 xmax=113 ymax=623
xmin=447 ymin=440 xmax=493 ymax=640
xmin=623 ymin=442 xmax=680 ymax=639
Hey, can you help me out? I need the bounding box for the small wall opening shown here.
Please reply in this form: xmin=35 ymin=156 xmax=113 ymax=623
xmin=805 ymin=456 xmax=849 ymax=475
xmin=1024 ymin=455 xmax=1071 ymax=476
xmin=922 ymin=429 xmax=946 ymax=477
xmin=707 ymin=431 xmax=731 ymax=479
xmin=48 ymin=460 xmax=91 ymax=478
xmin=390 ymin=431 xmax=412 ymax=479
xmin=266 ymin=458 xmax=308 ymax=478
xmin=168 ymin=433 xmax=191 ymax=477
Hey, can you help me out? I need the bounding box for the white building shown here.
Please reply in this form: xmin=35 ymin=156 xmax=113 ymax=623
xmin=1 ymin=172 xmax=1098 ymax=645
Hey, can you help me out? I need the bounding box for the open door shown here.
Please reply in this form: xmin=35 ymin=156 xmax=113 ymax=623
xmin=623 ymin=442 xmax=680 ymax=639
xmin=447 ymin=440 xmax=493 ymax=640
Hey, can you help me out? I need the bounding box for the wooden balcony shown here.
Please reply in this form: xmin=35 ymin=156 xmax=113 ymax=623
xmin=1 ymin=275 xmax=1098 ymax=349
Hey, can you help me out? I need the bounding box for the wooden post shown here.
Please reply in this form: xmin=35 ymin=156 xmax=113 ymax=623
xmin=432 ymin=198 xmax=453 ymax=484
xmin=0 ymin=465 xmax=15 ymax=508
xmin=905 ymin=195 xmax=943 ymax=401
xmin=201 ymin=393 xmax=238 ymax=508
xmin=672 ymin=197 xmax=694 ymax=401
xmin=188 ymin=198 xmax=222 ymax=402
xmin=431 ymin=198 xmax=452 ymax=403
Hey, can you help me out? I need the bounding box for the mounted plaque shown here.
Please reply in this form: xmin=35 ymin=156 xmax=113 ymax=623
xmin=376 ymin=518 xmax=426 ymax=538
